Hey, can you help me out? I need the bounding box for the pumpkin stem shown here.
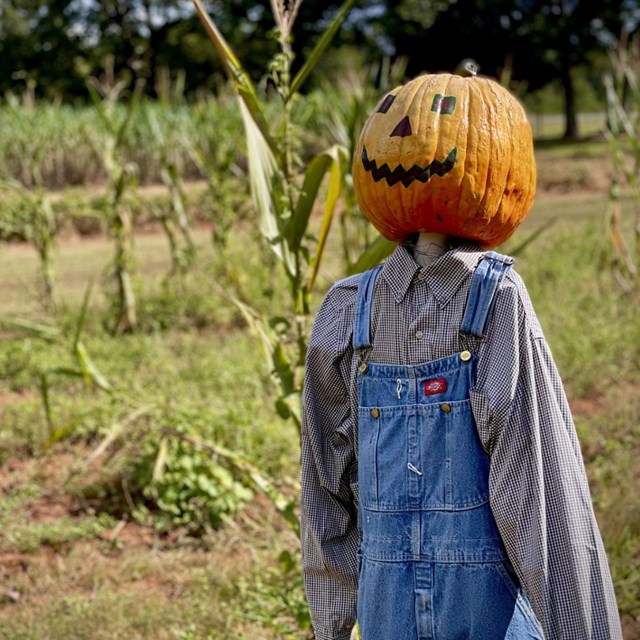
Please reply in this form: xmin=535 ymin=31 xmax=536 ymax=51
xmin=455 ymin=58 xmax=479 ymax=77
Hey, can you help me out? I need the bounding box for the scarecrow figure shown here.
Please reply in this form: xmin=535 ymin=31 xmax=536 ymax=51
xmin=300 ymin=67 xmax=622 ymax=640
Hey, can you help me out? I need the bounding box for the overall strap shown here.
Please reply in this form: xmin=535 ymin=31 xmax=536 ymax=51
xmin=460 ymin=250 xmax=514 ymax=339
xmin=353 ymin=264 xmax=384 ymax=350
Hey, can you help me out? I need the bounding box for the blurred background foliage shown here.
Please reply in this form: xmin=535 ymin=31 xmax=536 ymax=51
xmin=0 ymin=0 xmax=639 ymax=138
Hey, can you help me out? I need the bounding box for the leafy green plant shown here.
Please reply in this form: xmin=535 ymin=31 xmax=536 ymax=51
xmin=135 ymin=432 xmax=254 ymax=533
xmin=69 ymin=417 xmax=297 ymax=537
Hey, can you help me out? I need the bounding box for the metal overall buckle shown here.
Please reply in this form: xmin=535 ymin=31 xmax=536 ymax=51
xmin=357 ymin=348 xmax=371 ymax=373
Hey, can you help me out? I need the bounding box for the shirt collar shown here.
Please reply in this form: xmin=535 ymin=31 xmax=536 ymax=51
xmin=381 ymin=241 xmax=485 ymax=307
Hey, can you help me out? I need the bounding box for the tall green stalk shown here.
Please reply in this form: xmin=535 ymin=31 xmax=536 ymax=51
xmin=0 ymin=181 xmax=58 ymax=309
xmin=603 ymin=31 xmax=640 ymax=299
xmin=144 ymin=103 xmax=195 ymax=276
xmin=0 ymin=95 xmax=60 ymax=308
xmin=193 ymin=0 xmax=354 ymax=432
xmin=86 ymin=69 xmax=142 ymax=333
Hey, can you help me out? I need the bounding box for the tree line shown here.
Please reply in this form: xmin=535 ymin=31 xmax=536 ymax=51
xmin=1 ymin=1 xmax=639 ymax=138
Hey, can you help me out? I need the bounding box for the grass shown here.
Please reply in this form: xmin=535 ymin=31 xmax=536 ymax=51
xmin=1 ymin=149 xmax=640 ymax=637
xmin=0 ymin=223 xmax=305 ymax=638
xmin=529 ymin=112 xmax=608 ymax=141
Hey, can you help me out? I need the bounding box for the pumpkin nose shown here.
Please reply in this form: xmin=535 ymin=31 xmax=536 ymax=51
xmin=390 ymin=116 xmax=413 ymax=138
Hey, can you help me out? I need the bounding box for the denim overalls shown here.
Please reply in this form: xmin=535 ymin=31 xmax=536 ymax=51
xmin=354 ymin=252 xmax=544 ymax=640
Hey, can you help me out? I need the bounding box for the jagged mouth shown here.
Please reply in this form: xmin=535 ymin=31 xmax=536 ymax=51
xmin=361 ymin=146 xmax=457 ymax=188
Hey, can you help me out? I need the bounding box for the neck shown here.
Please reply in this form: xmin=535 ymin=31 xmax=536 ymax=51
xmin=412 ymin=232 xmax=448 ymax=268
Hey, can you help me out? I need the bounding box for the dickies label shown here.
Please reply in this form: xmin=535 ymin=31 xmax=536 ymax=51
xmin=423 ymin=378 xmax=447 ymax=396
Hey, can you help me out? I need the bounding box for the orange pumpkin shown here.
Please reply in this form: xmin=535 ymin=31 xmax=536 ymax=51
xmin=352 ymin=73 xmax=536 ymax=248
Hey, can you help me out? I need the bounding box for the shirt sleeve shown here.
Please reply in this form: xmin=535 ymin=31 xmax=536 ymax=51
xmin=300 ymin=284 xmax=359 ymax=640
xmin=472 ymin=270 xmax=623 ymax=639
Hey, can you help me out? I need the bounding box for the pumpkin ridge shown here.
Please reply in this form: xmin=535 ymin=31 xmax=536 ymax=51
xmin=477 ymin=81 xmax=498 ymax=219
xmin=493 ymin=88 xmax=516 ymax=226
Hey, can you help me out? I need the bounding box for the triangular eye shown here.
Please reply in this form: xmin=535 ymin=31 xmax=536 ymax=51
xmin=377 ymin=94 xmax=396 ymax=113
xmin=390 ymin=116 xmax=412 ymax=138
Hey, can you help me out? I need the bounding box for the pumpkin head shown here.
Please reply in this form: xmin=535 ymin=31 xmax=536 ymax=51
xmin=353 ymin=73 xmax=536 ymax=248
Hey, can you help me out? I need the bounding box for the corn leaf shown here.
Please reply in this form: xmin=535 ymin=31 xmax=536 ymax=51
xmin=152 ymin=437 xmax=169 ymax=484
xmin=227 ymin=291 xmax=276 ymax=362
xmin=289 ymin=0 xmax=356 ymax=100
xmin=272 ymin=342 xmax=295 ymax=396
xmin=45 ymin=417 xmax=85 ymax=449
xmin=349 ymin=235 xmax=396 ymax=275
xmin=75 ymin=341 xmax=112 ymax=392
xmin=83 ymin=405 xmax=154 ymax=467
xmin=2 ymin=317 xmax=60 ymax=339
xmin=86 ymin=81 xmax=116 ymax=135
xmin=40 ymin=373 xmax=54 ymax=436
xmin=115 ymin=82 xmax=143 ymax=151
xmin=239 ymin=99 xmax=295 ymax=276
xmin=73 ymin=281 xmax=94 ymax=349
xmin=191 ymin=0 xmax=279 ymax=160
xmin=223 ymin=290 xmax=298 ymax=417
xmin=307 ymin=146 xmax=349 ymax=291
xmin=509 ymin=219 xmax=556 ymax=256
xmin=289 ymin=147 xmax=338 ymax=251
xmin=283 ymin=391 xmax=302 ymax=430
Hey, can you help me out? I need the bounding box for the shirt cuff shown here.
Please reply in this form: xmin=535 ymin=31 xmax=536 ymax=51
xmin=313 ymin=623 xmax=353 ymax=640
xmin=314 ymin=632 xmax=351 ymax=640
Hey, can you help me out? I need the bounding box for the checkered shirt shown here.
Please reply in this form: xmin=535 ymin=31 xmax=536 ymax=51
xmin=300 ymin=242 xmax=622 ymax=640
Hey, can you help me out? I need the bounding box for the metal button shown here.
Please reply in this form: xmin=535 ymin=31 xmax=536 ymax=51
xmin=358 ymin=362 xmax=368 ymax=373
xmin=460 ymin=350 xmax=472 ymax=362
xmin=441 ymin=403 xmax=451 ymax=413
xmin=370 ymin=408 xmax=380 ymax=418
xmin=415 ymin=330 xmax=423 ymax=339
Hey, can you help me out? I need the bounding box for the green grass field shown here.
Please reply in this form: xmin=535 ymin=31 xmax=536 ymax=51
xmin=1 ymin=140 xmax=639 ymax=639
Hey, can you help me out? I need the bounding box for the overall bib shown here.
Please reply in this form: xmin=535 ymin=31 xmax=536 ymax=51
xmin=354 ymin=252 xmax=544 ymax=640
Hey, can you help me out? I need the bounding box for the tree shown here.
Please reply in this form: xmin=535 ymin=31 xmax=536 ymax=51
xmin=352 ymin=0 xmax=638 ymax=139
xmin=0 ymin=0 xmax=84 ymax=98
xmin=515 ymin=0 xmax=629 ymax=139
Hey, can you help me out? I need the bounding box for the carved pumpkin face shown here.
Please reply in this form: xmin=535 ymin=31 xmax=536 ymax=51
xmin=353 ymin=73 xmax=536 ymax=248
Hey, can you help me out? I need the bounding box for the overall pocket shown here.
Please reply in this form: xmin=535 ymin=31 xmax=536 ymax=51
xmin=358 ymin=405 xmax=409 ymax=511
xmin=417 ymin=399 xmax=490 ymax=510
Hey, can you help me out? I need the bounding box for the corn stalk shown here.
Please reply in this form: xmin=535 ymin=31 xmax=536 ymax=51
xmin=603 ymin=31 xmax=640 ymax=299
xmin=86 ymin=63 xmax=142 ymax=334
xmin=0 ymin=93 xmax=62 ymax=308
xmin=187 ymin=93 xmax=248 ymax=249
xmin=0 ymin=181 xmax=58 ymax=307
xmin=192 ymin=0 xmax=355 ymax=433
xmin=143 ymin=103 xmax=195 ymax=276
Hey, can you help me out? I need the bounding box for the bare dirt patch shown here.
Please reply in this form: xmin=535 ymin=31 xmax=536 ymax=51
xmin=570 ymin=381 xmax=640 ymax=419
xmin=0 ymin=391 xmax=33 ymax=409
